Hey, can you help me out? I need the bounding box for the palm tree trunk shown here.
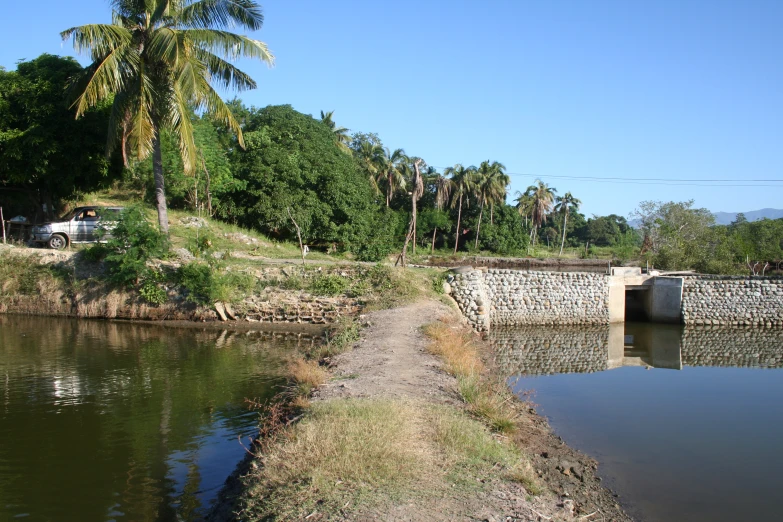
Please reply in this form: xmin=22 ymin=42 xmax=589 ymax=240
xmin=490 ymin=204 xmax=494 ymax=225
xmin=474 ymin=199 xmax=484 ymax=249
xmin=386 ymin=172 xmax=391 ymax=207
xmin=412 ymin=194 xmax=417 ymax=255
xmin=431 ymin=227 xmax=437 ymax=254
xmin=454 ymin=194 xmax=463 ymax=254
xmin=559 ymin=209 xmax=568 ymax=256
xmin=152 ymin=125 xmax=169 ymax=234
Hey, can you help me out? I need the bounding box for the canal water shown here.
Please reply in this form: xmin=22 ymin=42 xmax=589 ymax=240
xmin=0 ymin=315 xmax=309 ymax=521
xmin=492 ymin=323 xmax=783 ymax=522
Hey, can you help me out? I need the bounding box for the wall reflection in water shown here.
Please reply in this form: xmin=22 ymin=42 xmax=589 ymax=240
xmin=491 ymin=323 xmax=783 ymax=377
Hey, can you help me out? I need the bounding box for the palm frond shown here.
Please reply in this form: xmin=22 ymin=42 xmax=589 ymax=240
xmin=184 ymin=29 xmax=274 ymax=64
xmin=61 ymin=24 xmax=133 ymax=59
xmin=180 ymin=0 xmax=265 ymax=30
xmin=193 ymin=48 xmax=257 ymax=90
xmin=68 ymin=46 xmax=139 ymax=117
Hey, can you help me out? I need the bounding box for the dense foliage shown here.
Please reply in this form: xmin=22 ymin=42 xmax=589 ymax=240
xmin=0 ymin=55 xmax=121 ymax=219
xmin=226 ymin=105 xmax=388 ymax=258
xmin=2 ymin=51 xmax=781 ymax=276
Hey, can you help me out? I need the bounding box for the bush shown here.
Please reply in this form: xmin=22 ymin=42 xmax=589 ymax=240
xmin=102 ymin=206 xmax=168 ymax=304
xmin=177 ymin=262 xmax=256 ymax=304
xmin=309 ymin=274 xmax=349 ymax=296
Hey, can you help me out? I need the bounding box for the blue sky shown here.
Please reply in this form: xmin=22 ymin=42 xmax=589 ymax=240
xmin=2 ymin=0 xmax=782 ymax=218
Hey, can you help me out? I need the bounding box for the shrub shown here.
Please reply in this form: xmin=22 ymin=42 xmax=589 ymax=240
xmin=177 ymin=262 xmax=256 ymax=304
xmin=308 ymin=274 xmax=349 ymax=296
xmin=102 ymin=206 xmax=168 ymax=304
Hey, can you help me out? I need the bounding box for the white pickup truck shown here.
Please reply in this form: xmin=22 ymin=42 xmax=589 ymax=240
xmin=31 ymin=206 xmax=124 ymax=249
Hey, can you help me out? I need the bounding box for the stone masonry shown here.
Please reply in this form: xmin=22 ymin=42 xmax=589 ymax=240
xmin=449 ymin=268 xmax=609 ymax=330
xmin=681 ymin=276 xmax=783 ymax=327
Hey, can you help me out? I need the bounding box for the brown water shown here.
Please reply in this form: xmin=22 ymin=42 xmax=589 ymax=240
xmin=0 ymin=316 xmax=309 ymax=521
xmin=493 ymin=323 xmax=783 ymax=522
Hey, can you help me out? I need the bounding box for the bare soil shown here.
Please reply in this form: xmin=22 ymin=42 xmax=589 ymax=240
xmin=313 ymin=300 xmax=635 ymax=522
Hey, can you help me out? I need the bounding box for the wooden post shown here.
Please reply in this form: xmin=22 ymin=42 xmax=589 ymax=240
xmin=1 ymin=207 xmax=6 ymax=244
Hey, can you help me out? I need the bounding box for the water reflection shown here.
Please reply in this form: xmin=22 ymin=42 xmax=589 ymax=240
xmin=491 ymin=323 xmax=783 ymax=377
xmin=495 ymin=323 xmax=783 ymax=522
xmin=0 ymin=316 xmax=314 ymax=521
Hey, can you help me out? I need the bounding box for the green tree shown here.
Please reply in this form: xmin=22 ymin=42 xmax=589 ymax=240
xmin=522 ymin=180 xmax=556 ymax=247
xmin=227 ymin=105 xmax=381 ymax=253
xmin=0 ymin=54 xmax=120 ymax=219
xmin=378 ymin=147 xmax=408 ymax=207
xmin=554 ymin=192 xmax=581 ymax=256
xmin=320 ymin=110 xmax=351 ymax=153
xmin=445 ymin=164 xmax=476 ymax=253
xmin=632 ymin=200 xmax=715 ymax=270
xmin=62 ymin=0 xmax=274 ymax=234
xmin=473 ymin=160 xmax=508 ymax=248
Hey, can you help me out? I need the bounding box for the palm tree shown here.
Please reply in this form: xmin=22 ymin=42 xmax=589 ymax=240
xmin=514 ymin=191 xmax=533 ymax=228
xmin=399 ymin=158 xmax=424 ymax=260
xmin=445 ymin=164 xmax=475 ymax=253
xmin=486 ymin=161 xmax=509 ymax=224
xmin=524 ymin=180 xmax=556 ymax=247
xmin=554 ymin=192 xmax=581 ymax=256
xmin=354 ymin=141 xmax=384 ymax=196
xmin=320 ymin=110 xmax=350 ymax=153
xmin=62 ymin=0 xmax=274 ymax=233
xmin=422 ymin=167 xmax=452 ymax=253
xmin=378 ymin=147 xmax=408 ymax=207
xmin=473 ymin=160 xmax=509 ymax=248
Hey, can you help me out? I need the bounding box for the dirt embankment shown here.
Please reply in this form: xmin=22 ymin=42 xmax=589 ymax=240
xmin=0 ymin=246 xmax=361 ymax=324
xmin=217 ymin=299 xmax=634 ymax=521
xmin=318 ymin=300 xmax=632 ymax=521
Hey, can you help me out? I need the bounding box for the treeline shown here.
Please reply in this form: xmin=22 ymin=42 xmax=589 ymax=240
xmin=2 ymin=54 xmax=782 ymax=273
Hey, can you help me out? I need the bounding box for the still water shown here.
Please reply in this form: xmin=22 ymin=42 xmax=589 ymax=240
xmin=0 ymin=316 xmax=308 ymax=521
xmin=493 ymin=323 xmax=783 ymax=522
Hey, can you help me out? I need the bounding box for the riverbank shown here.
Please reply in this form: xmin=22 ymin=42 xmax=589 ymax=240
xmin=215 ymin=299 xmax=634 ymax=521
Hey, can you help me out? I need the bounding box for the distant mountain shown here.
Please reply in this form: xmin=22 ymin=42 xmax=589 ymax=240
xmin=627 ymin=208 xmax=783 ymax=228
xmin=712 ymin=208 xmax=783 ymax=225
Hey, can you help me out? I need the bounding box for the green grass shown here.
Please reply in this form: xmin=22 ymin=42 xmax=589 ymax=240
xmin=239 ymin=398 xmax=540 ymax=520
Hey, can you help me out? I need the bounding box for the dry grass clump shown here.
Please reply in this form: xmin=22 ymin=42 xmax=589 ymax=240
xmin=424 ymin=320 xmax=485 ymax=376
xmin=424 ymin=318 xmax=518 ymax=435
xmin=287 ymin=358 xmax=328 ymax=398
xmin=240 ymin=399 xmax=432 ymax=519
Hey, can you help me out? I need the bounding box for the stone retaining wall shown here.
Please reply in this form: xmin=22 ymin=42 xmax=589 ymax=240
xmin=681 ymin=277 xmax=783 ymax=327
xmin=449 ymin=269 xmax=609 ymax=330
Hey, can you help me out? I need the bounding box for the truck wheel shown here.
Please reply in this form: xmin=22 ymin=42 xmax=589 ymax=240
xmin=48 ymin=234 xmax=67 ymax=250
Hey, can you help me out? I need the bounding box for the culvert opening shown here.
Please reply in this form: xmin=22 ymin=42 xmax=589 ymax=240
xmin=625 ymin=288 xmax=651 ymax=322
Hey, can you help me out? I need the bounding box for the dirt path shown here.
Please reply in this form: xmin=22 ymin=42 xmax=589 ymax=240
xmin=313 ymin=300 xmax=634 ymax=522
xmin=316 ymin=300 xmax=456 ymax=403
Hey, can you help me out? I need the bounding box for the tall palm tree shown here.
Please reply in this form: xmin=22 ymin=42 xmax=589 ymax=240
xmin=431 ymin=170 xmax=453 ymax=211
xmin=524 ymin=180 xmax=556 ymax=246
xmin=514 ymin=191 xmax=533 ymax=228
xmin=422 ymin=167 xmax=452 ymax=253
xmin=320 ymin=110 xmax=350 ymax=153
xmin=378 ymin=147 xmax=408 ymax=207
xmin=445 ymin=164 xmax=475 ymax=253
xmin=62 ymin=0 xmax=274 ymax=233
xmin=473 ymin=160 xmax=509 ymax=248
xmin=354 ymin=141 xmax=384 ymax=196
xmin=486 ymin=161 xmax=509 ymax=224
xmin=554 ymin=192 xmax=581 ymax=256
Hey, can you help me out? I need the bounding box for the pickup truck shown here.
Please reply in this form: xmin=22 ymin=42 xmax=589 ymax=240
xmin=31 ymin=206 xmax=124 ymax=249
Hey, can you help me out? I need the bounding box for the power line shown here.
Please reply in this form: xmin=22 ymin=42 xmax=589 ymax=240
xmin=428 ymin=166 xmax=783 ymax=186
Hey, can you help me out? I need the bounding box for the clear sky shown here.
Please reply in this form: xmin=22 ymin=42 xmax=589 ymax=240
xmin=2 ymin=0 xmax=782 ymax=218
